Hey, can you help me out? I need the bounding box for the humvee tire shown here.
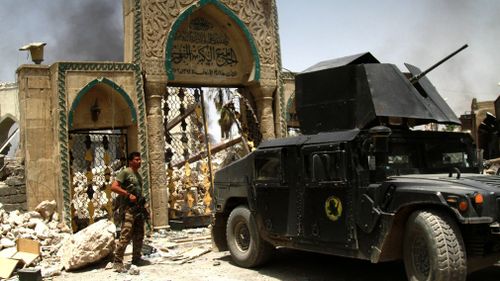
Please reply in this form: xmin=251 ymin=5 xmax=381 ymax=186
xmin=403 ymin=210 xmax=466 ymax=281
xmin=226 ymin=206 xmax=273 ymax=267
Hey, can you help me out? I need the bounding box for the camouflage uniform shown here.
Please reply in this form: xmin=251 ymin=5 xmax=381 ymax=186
xmin=113 ymin=167 xmax=144 ymax=265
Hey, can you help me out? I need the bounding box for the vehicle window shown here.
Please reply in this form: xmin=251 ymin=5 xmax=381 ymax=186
xmin=309 ymin=151 xmax=346 ymax=182
xmin=255 ymin=151 xmax=282 ymax=181
xmin=388 ymin=155 xmax=410 ymax=167
xmin=386 ymin=135 xmax=477 ymax=173
xmin=426 ymin=143 xmax=470 ymax=168
xmin=431 ymin=152 xmax=467 ymax=168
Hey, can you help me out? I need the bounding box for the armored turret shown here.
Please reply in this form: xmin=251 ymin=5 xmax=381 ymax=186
xmin=295 ymin=46 xmax=467 ymax=134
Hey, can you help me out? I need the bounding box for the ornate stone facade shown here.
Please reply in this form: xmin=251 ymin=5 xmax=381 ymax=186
xmin=123 ymin=0 xmax=284 ymax=227
xmin=17 ymin=63 xmax=149 ymax=228
xmin=138 ymin=0 xmax=279 ymax=82
xmin=15 ymin=0 xmax=285 ymax=230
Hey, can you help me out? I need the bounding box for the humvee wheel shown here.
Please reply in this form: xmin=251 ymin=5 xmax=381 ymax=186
xmin=403 ymin=210 xmax=466 ymax=281
xmin=226 ymin=206 xmax=273 ymax=267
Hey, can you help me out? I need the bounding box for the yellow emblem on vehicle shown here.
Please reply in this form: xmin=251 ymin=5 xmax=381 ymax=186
xmin=325 ymin=196 xmax=342 ymax=221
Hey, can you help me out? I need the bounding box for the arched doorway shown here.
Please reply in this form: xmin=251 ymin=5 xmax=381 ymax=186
xmin=162 ymin=86 xmax=261 ymax=225
xmin=68 ymin=78 xmax=137 ymax=231
xmin=127 ymin=0 xmax=282 ymax=228
xmin=161 ymin=2 xmax=265 ymax=226
xmin=0 ymin=114 xmax=19 ymax=157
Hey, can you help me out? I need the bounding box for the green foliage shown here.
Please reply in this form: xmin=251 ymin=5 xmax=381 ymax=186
xmin=443 ymin=124 xmax=459 ymax=132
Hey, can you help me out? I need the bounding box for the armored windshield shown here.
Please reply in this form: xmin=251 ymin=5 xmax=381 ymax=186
xmin=384 ymin=131 xmax=478 ymax=175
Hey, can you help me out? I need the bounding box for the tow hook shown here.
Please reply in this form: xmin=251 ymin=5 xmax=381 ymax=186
xmin=490 ymin=222 xmax=500 ymax=234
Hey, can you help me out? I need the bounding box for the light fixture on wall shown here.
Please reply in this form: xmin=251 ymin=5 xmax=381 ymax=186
xmin=90 ymin=99 xmax=101 ymax=122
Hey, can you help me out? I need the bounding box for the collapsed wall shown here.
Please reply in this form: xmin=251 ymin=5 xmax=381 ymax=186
xmin=0 ymin=156 xmax=26 ymax=212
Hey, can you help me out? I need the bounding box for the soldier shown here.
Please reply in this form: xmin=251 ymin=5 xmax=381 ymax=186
xmin=111 ymin=151 xmax=150 ymax=272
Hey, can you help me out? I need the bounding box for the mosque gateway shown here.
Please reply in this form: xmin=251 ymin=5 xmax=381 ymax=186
xmin=15 ymin=0 xmax=285 ymax=230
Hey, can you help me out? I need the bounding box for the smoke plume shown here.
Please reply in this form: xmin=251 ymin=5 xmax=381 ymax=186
xmin=0 ymin=0 xmax=123 ymax=81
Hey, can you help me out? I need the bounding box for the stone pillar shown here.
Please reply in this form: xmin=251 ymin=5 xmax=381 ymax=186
xmin=144 ymin=82 xmax=169 ymax=228
xmin=253 ymin=85 xmax=276 ymax=140
xmin=17 ymin=65 xmax=61 ymax=212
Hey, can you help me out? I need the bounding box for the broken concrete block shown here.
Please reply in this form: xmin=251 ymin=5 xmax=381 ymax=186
xmin=0 ymin=237 xmax=15 ymax=248
xmin=35 ymin=200 xmax=56 ymax=221
xmin=1 ymin=223 xmax=11 ymax=234
xmin=128 ymin=265 xmax=140 ymax=275
xmin=7 ymin=210 xmax=23 ymax=226
xmin=58 ymin=219 xmax=116 ymax=270
xmin=34 ymin=221 xmax=50 ymax=240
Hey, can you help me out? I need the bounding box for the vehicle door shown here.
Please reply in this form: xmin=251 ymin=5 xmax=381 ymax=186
xmin=300 ymin=144 xmax=356 ymax=248
xmin=253 ymin=148 xmax=290 ymax=236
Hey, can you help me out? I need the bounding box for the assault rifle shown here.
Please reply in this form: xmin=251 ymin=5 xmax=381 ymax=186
xmin=127 ymin=185 xmax=152 ymax=231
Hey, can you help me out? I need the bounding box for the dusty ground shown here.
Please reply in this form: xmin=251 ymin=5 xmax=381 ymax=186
xmin=43 ymin=227 xmax=500 ymax=281
xmin=47 ymin=249 xmax=500 ymax=281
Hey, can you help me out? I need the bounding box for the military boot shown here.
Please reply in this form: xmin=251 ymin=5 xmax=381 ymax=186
xmin=131 ymin=257 xmax=151 ymax=266
xmin=113 ymin=262 xmax=127 ymax=273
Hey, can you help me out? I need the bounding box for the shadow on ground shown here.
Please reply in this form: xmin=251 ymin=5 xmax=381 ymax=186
xmin=217 ymin=248 xmax=500 ymax=281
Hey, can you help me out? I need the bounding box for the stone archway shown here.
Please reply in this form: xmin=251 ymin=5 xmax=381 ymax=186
xmin=165 ymin=0 xmax=260 ymax=86
xmin=0 ymin=114 xmax=17 ymax=141
xmin=124 ymin=0 xmax=283 ymax=228
xmin=0 ymin=114 xmax=19 ymax=156
xmin=159 ymin=2 xmax=269 ymax=225
xmin=67 ymin=78 xmax=138 ymax=231
xmin=68 ymin=77 xmax=137 ymax=131
xmin=163 ymin=1 xmax=277 ymax=140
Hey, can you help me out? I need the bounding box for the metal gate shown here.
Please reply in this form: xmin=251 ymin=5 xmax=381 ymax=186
xmin=163 ymin=87 xmax=261 ymax=224
xmin=69 ymin=131 xmax=127 ymax=231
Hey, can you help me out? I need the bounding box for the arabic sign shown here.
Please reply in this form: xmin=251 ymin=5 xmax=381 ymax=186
xmin=170 ymin=16 xmax=249 ymax=84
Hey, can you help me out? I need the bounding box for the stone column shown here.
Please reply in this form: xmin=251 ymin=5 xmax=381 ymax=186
xmin=253 ymin=85 xmax=276 ymax=140
xmin=17 ymin=65 xmax=61 ymax=212
xmin=144 ymin=82 xmax=169 ymax=228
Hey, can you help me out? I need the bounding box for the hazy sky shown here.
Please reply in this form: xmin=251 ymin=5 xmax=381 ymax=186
xmin=1 ymin=0 xmax=499 ymax=115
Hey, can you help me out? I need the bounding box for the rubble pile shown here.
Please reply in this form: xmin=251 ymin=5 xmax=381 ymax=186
xmin=484 ymin=157 xmax=500 ymax=175
xmin=168 ymin=163 xmax=211 ymax=217
xmin=0 ymin=157 xmax=27 ymax=212
xmin=0 ymin=200 xmax=72 ymax=278
xmin=0 ymin=199 xmax=214 ymax=279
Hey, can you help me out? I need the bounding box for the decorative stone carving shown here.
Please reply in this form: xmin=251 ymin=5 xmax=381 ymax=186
xmin=221 ymin=0 xmax=276 ymax=65
xmin=142 ymin=0 xmax=196 ymax=59
xmin=141 ymin=0 xmax=278 ymax=77
xmin=143 ymin=58 xmax=169 ymax=80
xmin=144 ymin=82 xmax=169 ymax=227
xmin=252 ymin=85 xmax=276 ymax=139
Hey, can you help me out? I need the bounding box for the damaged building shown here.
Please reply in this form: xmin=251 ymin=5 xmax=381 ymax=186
xmin=1 ymin=0 xmax=291 ymax=232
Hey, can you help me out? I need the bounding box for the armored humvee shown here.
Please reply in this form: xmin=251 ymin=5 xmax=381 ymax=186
xmin=211 ymin=46 xmax=500 ymax=281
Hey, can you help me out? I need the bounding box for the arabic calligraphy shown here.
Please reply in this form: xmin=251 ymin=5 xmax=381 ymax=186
xmin=172 ymin=44 xmax=238 ymax=67
xmin=171 ymin=17 xmax=240 ymax=78
xmin=173 ymin=67 xmax=237 ymax=77
xmin=175 ymin=30 xmax=229 ymax=45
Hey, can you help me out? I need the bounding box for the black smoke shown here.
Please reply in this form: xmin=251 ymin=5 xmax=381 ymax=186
xmin=49 ymin=0 xmax=124 ymax=62
xmin=0 ymin=0 xmax=123 ymax=81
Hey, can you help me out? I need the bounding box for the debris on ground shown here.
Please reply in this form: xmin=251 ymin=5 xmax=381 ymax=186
xmin=0 ymin=201 xmax=213 ymax=279
xmin=484 ymin=157 xmax=500 ymax=175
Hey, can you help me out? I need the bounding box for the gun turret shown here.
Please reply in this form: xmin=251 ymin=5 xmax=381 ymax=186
xmin=296 ymin=47 xmax=464 ymax=133
xmin=409 ymin=44 xmax=468 ymax=84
